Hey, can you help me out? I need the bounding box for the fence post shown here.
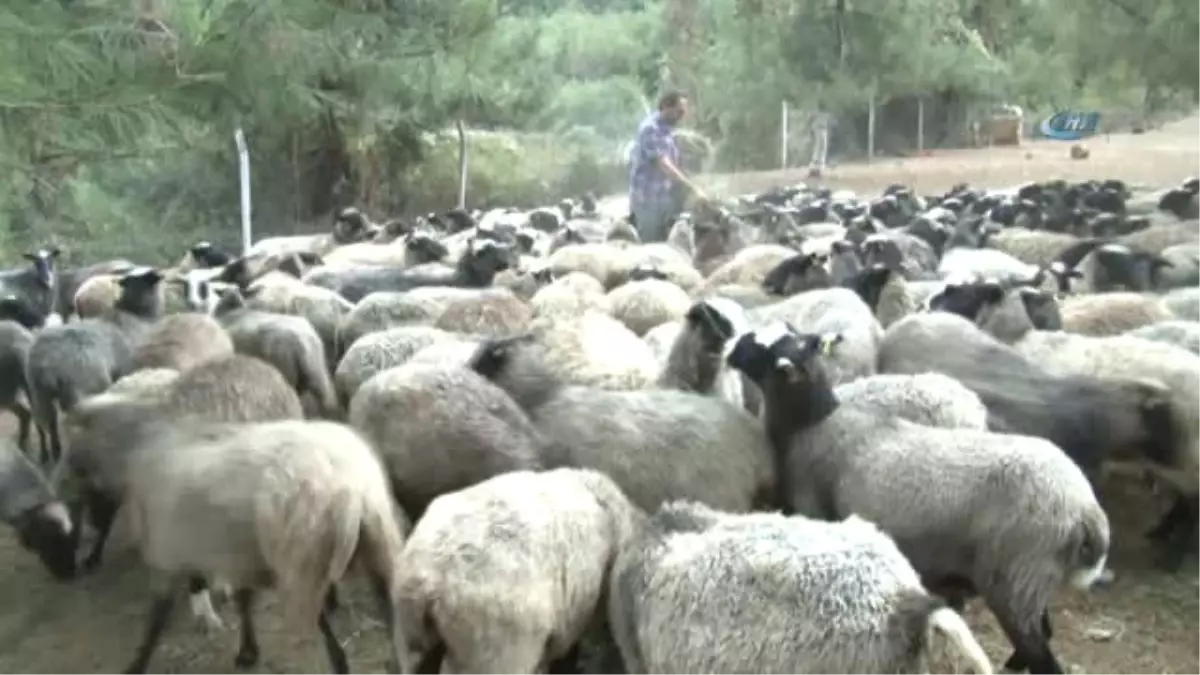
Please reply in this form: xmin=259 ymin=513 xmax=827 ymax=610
xmin=917 ymin=97 xmax=925 ymax=154
xmin=456 ymin=119 xmax=468 ymax=210
xmin=867 ymin=94 xmax=876 ymax=163
xmin=234 ymin=128 xmax=252 ymax=255
xmin=781 ymin=100 xmax=789 ymax=169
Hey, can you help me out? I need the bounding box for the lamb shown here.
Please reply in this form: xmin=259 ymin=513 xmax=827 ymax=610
xmin=726 ymin=324 xmax=1110 ymax=674
xmin=860 ymin=231 xmax=938 ymax=279
xmin=245 ymin=205 xmax=378 ymax=258
xmin=25 ymin=267 xmax=165 ymax=463
xmin=116 ymin=419 xmax=406 ymax=674
xmin=845 ymin=264 xmax=932 ymax=328
xmin=606 ymin=275 xmax=693 ymax=337
xmin=209 ymin=285 xmax=337 ymax=418
xmin=130 ymin=313 xmax=234 ymax=373
xmin=57 ymin=353 xmax=304 ymax=576
xmin=348 ymin=361 xmax=547 ymax=519
xmin=393 ymin=468 xmax=644 ymax=674
xmin=751 ymin=287 xmax=882 ymax=385
xmin=468 ymin=334 xmax=775 ymax=513
xmin=609 ymin=501 xmax=992 ymax=674
xmin=652 ymin=297 xmax=756 ymax=414
xmin=0 ymin=318 xmax=45 ymax=455
xmin=529 ymin=271 xmax=613 ymax=319
xmin=0 ymin=248 xmax=60 ymax=325
xmin=432 ymin=287 xmax=533 ymax=338
xmin=334 ymin=325 xmax=458 ymax=406
xmin=72 ymin=272 xmax=123 ymax=319
xmin=0 ymin=438 xmax=75 ymax=580
xmin=307 ymin=237 xmax=513 ymax=303
xmin=835 ymin=372 xmax=989 ymax=430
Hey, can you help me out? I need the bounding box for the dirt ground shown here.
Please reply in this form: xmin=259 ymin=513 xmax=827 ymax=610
xmin=0 ymin=117 xmax=1197 ymax=674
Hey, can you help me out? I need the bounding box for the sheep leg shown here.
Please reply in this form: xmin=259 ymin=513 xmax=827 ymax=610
xmin=233 ymin=588 xmax=260 ymax=669
xmin=123 ymin=589 xmax=179 ymax=674
xmin=546 ymin=642 xmax=583 ymax=674
xmin=13 ymin=403 xmax=32 ymax=456
xmin=80 ymin=491 xmax=120 ymax=573
xmin=1146 ymin=497 xmax=1188 ymax=541
xmin=1003 ymin=611 xmax=1054 ymax=671
xmin=991 ymin=605 xmax=1061 ymax=674
xmin=318 ymin=608 xmax=350 ymax=674
xmin=1149 ymin=496 xmax=1199 ymax=571
xmin=325 ymin=584 xmax=341 ymax=613
xmin=188 ymin=577 xmax=226 ymax=631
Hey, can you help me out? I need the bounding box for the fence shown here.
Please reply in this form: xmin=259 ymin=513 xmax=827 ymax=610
xmin=776 ymin=96 xmax=1169 ymax=171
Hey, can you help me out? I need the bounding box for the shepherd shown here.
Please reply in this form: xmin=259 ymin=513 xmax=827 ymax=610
xmin=628 ymin=90 xmax=710 ymax=243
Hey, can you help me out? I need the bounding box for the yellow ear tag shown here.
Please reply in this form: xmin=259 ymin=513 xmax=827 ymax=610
xmin=820 ymin=337 xmax=837 ymax=356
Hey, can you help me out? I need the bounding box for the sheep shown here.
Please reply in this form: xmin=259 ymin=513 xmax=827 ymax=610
xmin=72 ymin=272 xmax=123 ymax=319
xmin=878 ymin=311 xmax=1179 ymax=488
xmin=308 ymin=237 xmax=514 ymax=303
xmin=26 ymin=267 xmax=166 ymax=463
xmin=0 ymin=318 xmax=44 ymax=455
xmin=725 ymin=324 xmax=1110 ymax=675
xmin=651 ymin=297 xmax=757 ymax=414
xmin=1057 ymin=292 xmax=1176 ymax=336
xmin=334 ymin=325 xmax=455 ymax=407
xmin=1116 ymin=222 xmax=1199 ymax=255
xmin=173 ymin=241 xmax=233 ymax=273
xmin=521 ymin=310 xmax=660 ymax=390
xmin=701 ymin=282 xmax=776 ymax=309
xmin=116 ymin=419 xmax=406 ymax=674
xmin=130 ymin=313 xmax=234 ymax=373
xmin=336 ymin=288 xmax=462 ymax=355
xmin=209 ymin=285 xmax=337 ymax=418
xmin=222 ymin=270 xmax=354 ymax=370
xmin=432 ymin=287 xmax=533 ymax=338
xmin=58 ymin=353 xmax=304 ymax=577
xmin=605 ymin=243 xmax=704 ymax=294
xmin=835 ymin=372 xmax=989 ymax=430
xmin=56 ymin=258 xmax=136 ymax=321
xmin=1067 ymin=243 xmax=1175 ymax=293
xmin=0 ymin=248 xmax=60 ymax=324
xmin=468 ymin=334 xmax=775 ymax=514
xmin=609 ymin=501 xmax=993 ymax=674
xmin=393 ymin=468 xmax=643 ymax=674
xmin=751 ymin=287 xmax=882 ymax=386
xmin=542 ymin=242 xmax=630 ymax=287
xmin=985 ymin=228 xmax=1086 ymax=268
xmin=845 ymin=264 xmax=931 ymax=328
xmin=0 ymin=294 xmax=47 ymax=331
xmin=703 ymin=244 xmax=796 ymax=289
xmin=860 ymin=231 xmax=939 ymax=280
xmin=0 ymin=438 xmax=75 ymax=580
xmin=1154 ymin=242 xmax=1199 ymax=289
xmin=348 ymin=362 xmax=547 ymax=520
xmin=606 ymin=275 xmax=693 ymax=337
xmin=529 ymin=271 xmax=613 ymax=319
xmin=1126 ymin=320 xmax=1200 ymax=355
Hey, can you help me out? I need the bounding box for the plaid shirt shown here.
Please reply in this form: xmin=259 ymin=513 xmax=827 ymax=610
xmin=629 ymin=111 xmax=680 ymax=210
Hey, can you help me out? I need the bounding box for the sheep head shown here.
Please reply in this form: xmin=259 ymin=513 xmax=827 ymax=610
xmin=0 ymin=294 xmax=44 ymax=330
xmin=725 ymin=323 xmax=842 ymax=403
xmin=763 ymin=252 xmax=830 ymax=296
xmin=116 ymin=266 xmax=166 ymax=319
xmin=685 ymin=297 xmax=750 ymax=353
xmin=22 ymin=247 xmax=60 ymax=290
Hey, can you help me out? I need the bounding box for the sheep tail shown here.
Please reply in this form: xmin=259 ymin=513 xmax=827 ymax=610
xmin=927 ymin=607 xmax=994 ymax=675
xmin=275 ymin=483 xmax=363 ymax=629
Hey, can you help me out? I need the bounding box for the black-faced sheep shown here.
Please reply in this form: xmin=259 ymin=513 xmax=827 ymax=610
xmin=0 ymin=438 xmax=75 ymax=580
xmin=311 ymin=238 xmax=514 ymax=303
xmin=0 ymin=248 xmax=60 ymax=325
xmin=726 ymin=324 xmax=1110 ymax=675
xmin=25 ymin=267 xmax=166 ymax=463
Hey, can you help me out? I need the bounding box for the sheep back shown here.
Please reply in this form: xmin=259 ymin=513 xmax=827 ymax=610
xmin=132 ymin=313 xmax=233 ymax=372
xmin=606 ymin=279 xmax=692 ymax=337
xmin=433 ymin=289 xmax=532 ymax=338
xmin=835 ymin=372 xmax=988 ymax=430
xmin=751 ymin=287 xmax=882 ymax=385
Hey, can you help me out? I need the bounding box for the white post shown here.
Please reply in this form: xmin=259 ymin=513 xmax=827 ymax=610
xmin=455 ymin=119 xmax=468 ymax=210
xmin=867 ymin=94 xmax=876 ymax=163
xmin=234 ymin=128 xmax=252 ymax=254
xmin=917 ymin=97 xmax=925 ymax=154
xmin=780 ymin=100 xmax=789 ymax=169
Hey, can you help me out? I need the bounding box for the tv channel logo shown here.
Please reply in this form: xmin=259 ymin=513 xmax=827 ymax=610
xmin=1039 ymin=111 xmax=1101 ymax=141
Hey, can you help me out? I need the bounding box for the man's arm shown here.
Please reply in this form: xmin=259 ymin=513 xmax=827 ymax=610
xmin=640 ymin=126 xmax=708 ymax=202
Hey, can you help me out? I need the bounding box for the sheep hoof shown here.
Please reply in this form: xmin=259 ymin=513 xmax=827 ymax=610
xmin=234 ymin=647 xmax=259 ymax=669
xmin=190 ymin=592 xmax=226 ymax=632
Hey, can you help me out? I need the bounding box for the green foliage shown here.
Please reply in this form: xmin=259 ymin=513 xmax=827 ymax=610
xmin=0 ymin=0 xmax=1195 ymax=266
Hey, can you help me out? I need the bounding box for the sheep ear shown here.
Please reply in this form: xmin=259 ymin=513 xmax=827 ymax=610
xmin=775 ymin=357 xmax=801 ymax=383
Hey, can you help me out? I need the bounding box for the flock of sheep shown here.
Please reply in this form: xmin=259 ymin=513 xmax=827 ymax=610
xmin=0 ymin=174 xmax=1197 ymax=674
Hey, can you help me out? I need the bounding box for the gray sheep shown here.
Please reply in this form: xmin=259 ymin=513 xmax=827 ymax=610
xmin=393 ymin=468 xmax=643 ymax=674
xmin=1126 ymin=320 xmax=1200 ymax=355
xmin=468 ymin=334 xmax=775 ymax=514
xmin=0 ymin=317 xmax=45 ymax=455
xmin=751 ymin=287 xmax=882 ymax=385
xmin=433 ymin=287 xmax=533 ymax=338
xmin=0 ymin=248 xmax=60 ymax=325
xmin=117 ymin=419 xmax=407 ymax=674
xmin=334 ymin=325 xmax=456 ymax=407
xmin=348 ymin=361 xmax=547 ymax=519
xmin=726 ymin=324 xmax=1110 ymax=674
xmin=26 ymin=267 xmax=165 ymax=463
xmin=610 ymin=501 xmax=992 ymax=674
xmin=210 ymin=285 xmax=337 ymax=418
xmin=835 ymin=372 xmax=988 ymax=430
